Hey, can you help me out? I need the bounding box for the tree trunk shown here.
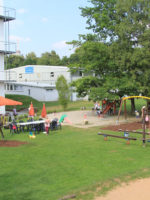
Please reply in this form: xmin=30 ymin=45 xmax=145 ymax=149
xmin=130 ymin=98 xmax=135 ymax=114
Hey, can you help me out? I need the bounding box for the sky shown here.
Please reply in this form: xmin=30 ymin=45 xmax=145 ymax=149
xmin=3 ymin=0 xmax=91 ymax=58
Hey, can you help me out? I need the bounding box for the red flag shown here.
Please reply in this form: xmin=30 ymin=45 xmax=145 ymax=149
xmin=29 ymin=102 xmax=35 ymax=116
xmin=41 ymin=103 xmax=47 ymax=118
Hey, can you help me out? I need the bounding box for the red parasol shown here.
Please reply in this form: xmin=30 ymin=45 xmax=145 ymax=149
xmin=41 ymin=103 xmax=47 ymax=118
xmin=28 ymin=102 xmax=35 ymax=116
xmin=0 ymin=96 xmax=22 ymax=106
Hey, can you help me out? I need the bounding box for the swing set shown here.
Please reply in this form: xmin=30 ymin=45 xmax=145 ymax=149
xmin=98 ymin=96 xmax=150 ymax=146
xmin=117 ymin=96 xmax=150 ymax=120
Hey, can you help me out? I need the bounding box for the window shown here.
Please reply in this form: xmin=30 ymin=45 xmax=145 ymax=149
xmin=46 ymin=89 xmax=53 ymax=91
xmin=19 ymin=74 xmax=22 ymax=78
xmin=14 ymin=85 xmax=17 ymax=90
xmin=10 ymin=85 xmax=13 ymax=90
xmin=50 ymin=72 xmax=54 ymax=77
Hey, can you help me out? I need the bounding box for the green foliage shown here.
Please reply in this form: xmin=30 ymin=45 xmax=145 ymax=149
xmin=71 ymin=76 xmax=102 ymax=98
xmin=5 ymin=55 xmax=25 ymax=69
xmin=68 ymin=0 xmax=150 ymax=107
xmin=5 ymin=50 xmax=64 ymax=69
xmin=69 ymin=41 xmax=110 ymax=74
xmin=56 ymin=75 xmax=70 ymax=110
xmin=37 ymin=50 xmax=61 ymax=66
xmin=24 ymin=52 xmax=37 ymax=65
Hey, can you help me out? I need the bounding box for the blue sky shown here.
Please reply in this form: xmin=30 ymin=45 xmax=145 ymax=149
xmin=3 ymin=0 xmax=91 ymax=58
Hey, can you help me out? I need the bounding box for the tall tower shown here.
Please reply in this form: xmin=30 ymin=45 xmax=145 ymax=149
xmin=0 ymin=0 xmax=16 ymax=114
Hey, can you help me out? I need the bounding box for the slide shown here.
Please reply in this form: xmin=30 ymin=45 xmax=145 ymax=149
xmin=102 ymin=104 xmax=112 ymax=115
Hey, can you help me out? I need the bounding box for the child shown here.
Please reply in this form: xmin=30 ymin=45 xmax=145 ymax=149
xmin=44 ymin=117 xmax=50 ymax=135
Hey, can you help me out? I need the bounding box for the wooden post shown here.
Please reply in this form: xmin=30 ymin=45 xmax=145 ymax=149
xmin=124 ymin=100 xmax=127 ymax=120
xmin=104 ymin=135 xmax=107 ymax=141
xmin=117 ymin=99 xmax=123 ymax=121
xmin=126 ymin=139 xmax=130 ymax=145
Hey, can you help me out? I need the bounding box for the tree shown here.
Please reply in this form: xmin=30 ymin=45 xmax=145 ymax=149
xmin=56 ymin=75 xmax=70 ymax=110
xmin=60 ymin=56 xmax=70 ymax=65
xmin=37 ymin=51 xmax=61 ymax=66
xmin=5 ymin=55 xmax=25 ymax=69
xmin=24 ymin=52 xmax=37 ymax=65
xmin=69 ymin=0 xmax=150 ymax=112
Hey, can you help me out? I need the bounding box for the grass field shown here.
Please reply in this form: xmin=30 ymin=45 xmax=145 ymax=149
xmin=2 ymin=95 xmax=150 ymax=199
xmin=1 ymin=125 xmax=150 ymax=200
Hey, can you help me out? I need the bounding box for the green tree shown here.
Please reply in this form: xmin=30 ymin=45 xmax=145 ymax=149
xmin=5 ymin=55 xmax=25 ymax=69
xmin=37 ymin=51 xmax=61 ymax=66
xmin=70 ymin=0 xmax=150 ymax=112
xmin=24 ymin=52 xmax=37 ymax=65
xmin=56 ymin=75 xmax=70 ymax=110
xmin=60 ymin=56 xmax=70 ymax=65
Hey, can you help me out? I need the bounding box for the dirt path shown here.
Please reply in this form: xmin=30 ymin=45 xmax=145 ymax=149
xmin=95 ymin=178 xmax=150 ymax=200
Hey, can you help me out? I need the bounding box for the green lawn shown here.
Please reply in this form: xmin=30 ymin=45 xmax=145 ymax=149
xmin=1 ymin=126 xmax=150 ymax=200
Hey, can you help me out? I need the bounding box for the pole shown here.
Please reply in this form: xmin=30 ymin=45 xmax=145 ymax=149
xmin=143 ymin=108 xmax=146 ymax=147
xmin=117 ymin=99 xmax=123 ymax=121
xmin=0 ymin=127 xmax=4 ymax=139
xmin=124 ymin=100 xmax=127 ymax=119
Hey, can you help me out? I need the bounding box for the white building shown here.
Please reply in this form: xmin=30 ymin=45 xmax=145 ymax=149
xmin=5 ymin=65 xmax=87 ymax=102
xmin=0 ymin=0 xmax=16 ymax=114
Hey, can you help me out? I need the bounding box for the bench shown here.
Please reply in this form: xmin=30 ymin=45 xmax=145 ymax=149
xmin=98 ymin=132 xmax=137 ymax=144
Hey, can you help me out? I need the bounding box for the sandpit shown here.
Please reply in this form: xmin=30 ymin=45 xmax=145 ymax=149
xmin=47 ymin=110 xmax=141 ymax=129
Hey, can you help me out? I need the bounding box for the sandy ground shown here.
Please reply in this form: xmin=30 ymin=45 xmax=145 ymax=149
xmin=95 ymin=178 xmax=150 ymax=200
xmin=47 ymin=110 xmax=139 ymax=128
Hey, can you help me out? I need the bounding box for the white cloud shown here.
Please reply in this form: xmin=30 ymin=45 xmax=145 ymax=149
xmin=17 ymin=8 xmax=27 ymax=14
xmin=52 ymin=41 xmax=75 ymax=58
xmin=10 ymin=35 xmax=31 ymax=43
xmin=52 ymin=41 xmax=68 ymax=49
xmin=41 ymin=17 xmax=48 ymax=23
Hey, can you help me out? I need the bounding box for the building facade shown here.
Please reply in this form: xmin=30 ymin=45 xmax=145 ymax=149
xmin=0 ymin=0 xmax=16 ymax=114
xmin=5 ymin=65 xmax=87 ymax=102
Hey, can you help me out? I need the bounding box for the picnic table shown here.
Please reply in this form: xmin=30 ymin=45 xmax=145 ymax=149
xmin=17 ymin=120 xmax=45 ymax=126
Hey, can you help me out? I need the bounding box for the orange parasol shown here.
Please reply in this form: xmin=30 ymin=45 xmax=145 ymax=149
xmin=41 ymin=103 xmax=47 ymax=118
xmin=0 ymin=96 xmax=22 ymax=106
xmin=28 ymin=102 xmax=35 ymax=116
